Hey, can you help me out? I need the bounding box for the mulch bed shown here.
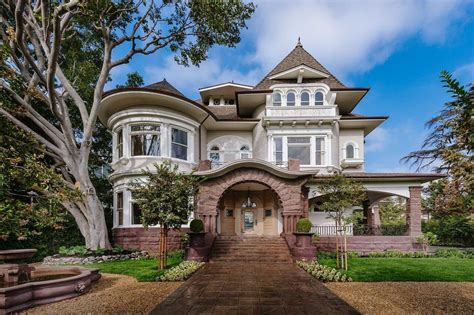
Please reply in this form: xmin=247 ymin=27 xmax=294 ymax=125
xmin=326 ymin=282 xmax=474 ymax=314
xmin=25 ymin=273 xmax=182 ymax=314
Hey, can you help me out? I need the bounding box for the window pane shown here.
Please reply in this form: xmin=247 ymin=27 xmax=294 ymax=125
xmin=117 ymin=192 xmax=123 ymax=226
xmin=172 ymin=144 xmax=187 ymax=160
xmin=288 ymin=137 xmax=310 ymax=144
xmin=132 ymin=203 xmax=142 ymax=225
xmin=132 ymin=134 xmax=160 ymax=156
xmin=316 ymin=151 xmax=324 ymax=165
xmin=117 ymin=129 xmax=123 ymax=158
xmin=275 ymin=152 xmax=283 ymax=162
xmin=274 ymin=137 xmax=283 ymax=151
xmin=315 ymin=92 xmax=324 ymax=105
xmin=288 ymin=146 xmax=310 ymax=164
xmin=301 ymin=92 xmax=310 ymax=106
xmin=273 ymin=93 xmax=281 ymax=106
xmin=346 ymin=145 xmax=354 ymax=158
xmin=131 ymin=125 xmax=160 ymax=132
xmin=316 ymin=138 xmax=324 ymax=150
xmin=210 ymin=152 xmax=220 ymax=162
xmin=316 ymin=138 xmax=325 ymax=165
xmin=172 ymin=128 xmax=187 ymax=146
xmin=287 ymin=92 xmax=295 ymax=106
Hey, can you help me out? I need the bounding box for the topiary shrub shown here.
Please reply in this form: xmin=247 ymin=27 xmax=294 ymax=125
xmin=296 ymin=218 xmax=312 ymax=233
xmin=189 ymin=219 xmax=204 ymax=233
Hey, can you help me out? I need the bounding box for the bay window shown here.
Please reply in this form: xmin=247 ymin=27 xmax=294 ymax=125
xmin=288 ymin=137 xmax=311 ymax=165
xmin=116 ymin=192 xmax=124 ymax=226
xmin=116 ymin=128 xmax=123 ymax=159
xmin=131 ymin=202 xmax=142 ymax=225
xmin=171 ymin=128 xmax=188 ymax=160
xmin=131 ymin=124 xmax=160 ymax=156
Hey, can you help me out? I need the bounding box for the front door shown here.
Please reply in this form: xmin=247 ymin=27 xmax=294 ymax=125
xmin=243 ymin=211 xmax=255 ymax=233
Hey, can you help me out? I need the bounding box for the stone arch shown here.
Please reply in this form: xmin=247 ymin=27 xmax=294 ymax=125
xmin=196 ymin=168 xmax=308 ymax=234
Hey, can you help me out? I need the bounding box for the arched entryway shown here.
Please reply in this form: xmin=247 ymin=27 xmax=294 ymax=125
xmin=196 ymin=167 xmax=309 ymax=235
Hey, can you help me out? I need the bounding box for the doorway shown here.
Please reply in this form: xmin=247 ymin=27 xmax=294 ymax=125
xmin=243 ymin=210 xmax=255 ymax=233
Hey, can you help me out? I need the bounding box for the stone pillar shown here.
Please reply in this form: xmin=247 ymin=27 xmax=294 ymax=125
xmin=282 ymin=214 xmax=301 ymax=234
xmin=406 ymin=186 xmax=423 ymax=236
xmin=369 ymin=203 xmax=382 ymax=235
xmin=198 ymin=160 xmax=211 ymax=171
xmin=288 ymin=159 xmax=300 ymax=171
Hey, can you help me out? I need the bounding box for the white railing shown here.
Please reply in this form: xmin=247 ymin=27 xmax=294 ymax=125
xmin=266 ymin=106 xmax=337 ymax=118
xmin=312 ymin=225 xmax=353 ymax=236
xmin=208 ymin=150 xmax=252 ymax=169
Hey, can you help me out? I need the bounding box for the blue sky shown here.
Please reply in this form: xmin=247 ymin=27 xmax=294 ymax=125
xmin=108 ymin=0 xmax=474 ymax=173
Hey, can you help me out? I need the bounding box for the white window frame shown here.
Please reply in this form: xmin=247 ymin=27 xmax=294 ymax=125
xmin=170 ymin=126 xmax=189 ymax=161
xmin=343 ymin=141 xmax=359 ymax=159
xmin=272 ymin=92 xmax=282 ymax=106
xmin=286 ymin=91 xmax=296 ymax=106
xmin=315 ymin=90 xmax=325 ymax=106
xmin=270 ymin=134 xmax=329 ymax=166
xmin=129 ymin=123 xmax=161 ymax=157
xmin=287 ymin=136 xmax=312 ymax=166
xmin=115 ymin=191 xmax=124 ymax=227
xmin=300 ymin=90 xmax=310 ymax=106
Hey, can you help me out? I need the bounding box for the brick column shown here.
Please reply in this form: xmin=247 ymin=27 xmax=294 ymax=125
xmin=406 ymin=186 xmax=423 ymax=236
xmin=198 ymin=160 xmax=211 ymax=171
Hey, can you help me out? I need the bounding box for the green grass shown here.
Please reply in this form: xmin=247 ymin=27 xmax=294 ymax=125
xmin=81 ymin=255 xmax=183 ymax=282
xmin=319 ymin=257 xmax=474 ymax=282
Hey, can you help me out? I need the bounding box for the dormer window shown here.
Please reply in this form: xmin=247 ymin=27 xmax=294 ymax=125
xmin=346 ymin=144 xmax=356 ymax=159
xmin=315 ymin=91 xmax=324 ymax=106
xmin=286 ymin=92 xmax=296 ymax=106
xmin=272 ymin=92 xmax=282 ymax=106
xmin=301 ymin=92 xmax=310 ymax=106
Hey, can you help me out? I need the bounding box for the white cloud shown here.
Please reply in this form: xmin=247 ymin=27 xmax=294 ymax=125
xmin=144 ymin=56 xmax=261 ymax=98
xmin=453 ymin=62 xmax=474 ymax=85
xmin=250 ymin=0 xmax=468 ymax=80
xmin=365 ymin=127 xmax=389 ymax=152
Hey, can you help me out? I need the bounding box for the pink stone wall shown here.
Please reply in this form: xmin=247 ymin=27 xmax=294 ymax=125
xmin=112 ymin=228 xmax=189 ymax=255
xmin=407 ymin=186 xmax=423 ymax=236
xmin=315 ymin=236 xmax=422 ymax=254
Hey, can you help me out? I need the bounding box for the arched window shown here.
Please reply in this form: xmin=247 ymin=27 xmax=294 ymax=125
xmin=240 ymin=145 xmax=250 ymax=159
xmin=272 ymin=92 xmax=282 ymax=106
xmin=346 ymin=144 xmax=355 ymax=159
xmin=209 ymin=145 xmax=220 ymax=162
xmin=315 ymin=91 xmax=324 ymax=106
xmin=301 ymin=92 xmax=310 ymax=106
xmin=286 ymin=92 xmax=296 ymax=106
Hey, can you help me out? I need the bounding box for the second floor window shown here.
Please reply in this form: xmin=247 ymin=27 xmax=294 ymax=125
xmin=288 ymin=137 xmax=311 ymax=165
xmin=116 ymin=128 xmax=123 ymax=158
xmin=131 ymin=124 xmax=160 ymax=156
xmin=315 ymin=138 xmax=325 ymax=165
xmin=171 ymin=128 xmax=188 ymax=160
xmin=272 ymin=92 xmax=282 ymax=106
xmin=301 ymin=92 xmax=310 ymax=106
xmin=286 ymin=92 xmax=296 ymax=106
xmin=209 ymin=145 xmax=220 ymax=162
xmin=315 ymin=91 xmax=324 ymax=106
xmin=274 ymin=137 xmax=283 ymax=163
xmin=346 ymin=144 xmax=355 ymax=159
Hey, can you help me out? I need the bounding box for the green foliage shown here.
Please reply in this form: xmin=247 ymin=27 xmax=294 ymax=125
xmin=189 ymin=219 xmax=204 ymax=233
xmin=379 ymin=199 xmax=405 ymax=225
xmin=297 ymin=260 xmax=352 ymax=282
xmin=131 ymin=161 xmax=202 ymax=229
xmin=180 ymin=233 xmax=190 ymax=248
xmin=116 ymin=71 xmax=144 ymax=88
xmin=317 ymin=251 xmax=360 ymax=260
xmin=158 ymin=261 xmax=205 ymax=282
xmin=423 ymin=216 xmax=474 ymax=246
xmin=404 ymin=72 xmax=473 ymax=216
xmin=82 ymin=252 xmax=184 ymax=282
xmin=367 ymin=251 xmax=427 ymax=258
xmin=296 ymin=218 xmax=312 ymax=233
xmin=434 ymin=249 xmax=474 ymax=259
xmin=417 ymin=232 xmax=438 ymax=246
xmin=318 ymin=257 xmax=474 ymax=282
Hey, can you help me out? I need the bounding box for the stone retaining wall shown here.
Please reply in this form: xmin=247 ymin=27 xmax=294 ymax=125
xmin=315 ymin=236 xmax=422 ymax=254
xmin=112 ymin=227 xmax=188 ymax=255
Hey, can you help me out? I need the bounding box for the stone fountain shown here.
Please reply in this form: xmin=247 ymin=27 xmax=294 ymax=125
xmin=0 ymin=249 xmax=100 ymax=314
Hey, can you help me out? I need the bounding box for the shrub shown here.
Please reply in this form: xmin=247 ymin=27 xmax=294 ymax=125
xmin=417 ymin=232 xmax=438 ymax=254
xmin=59 ymin=245 xmax=88 ymax=256
xmin=297 ymin=260 xmax=352 ymax=282
xmin=434 ymin=249 xmax=474 ymax=259
xmin=423 ymin=216 xmax=474 ymax=246
xmin=58 ymin=245 xmax=133 ymax=257
xmin=158 ymin=261 xmax=205 ymax=281
xmin=180 ymin=233 xmax=190 ymax=248
xmin=296 ymin=218 xmax=312 ymax=233
xmin=189 ymin=219 xmax=204 ymax=233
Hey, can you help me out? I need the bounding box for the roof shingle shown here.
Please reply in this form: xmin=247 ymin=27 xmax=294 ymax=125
xmin=146 ymin=79 xmax=183 ymax=96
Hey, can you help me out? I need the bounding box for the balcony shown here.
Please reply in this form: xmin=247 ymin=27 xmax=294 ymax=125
xmin=265 ymin=105 xmax=337 ymax=118
xmin=208 ymin=150 xmax=252 ymax=169
xmin=341 ymin=158 xmax=364 ymax=168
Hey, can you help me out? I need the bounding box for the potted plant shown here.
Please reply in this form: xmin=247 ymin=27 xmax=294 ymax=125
xmin=294 ymin=218 xmax=314 ymax=248
xmin=188 ymin=219 xmax=206 ymax=248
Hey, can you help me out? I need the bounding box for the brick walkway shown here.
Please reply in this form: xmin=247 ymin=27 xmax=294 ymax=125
xmin=150 ymin=262 xmax=359 ymax=314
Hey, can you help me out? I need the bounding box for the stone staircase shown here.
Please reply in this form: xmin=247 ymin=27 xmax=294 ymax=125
xmin=210 ymin=236 xmax=293 ymax=263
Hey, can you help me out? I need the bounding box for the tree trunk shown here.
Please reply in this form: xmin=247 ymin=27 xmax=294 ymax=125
xmin=159 ymin=227 xmax=169 ymax=270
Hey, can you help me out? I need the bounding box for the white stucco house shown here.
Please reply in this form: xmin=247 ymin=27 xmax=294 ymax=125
xmin=98 ymin=40 xmax=442 ymax=253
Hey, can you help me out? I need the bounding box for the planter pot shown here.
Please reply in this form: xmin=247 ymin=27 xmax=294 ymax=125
xmin=188 ymin=232 xmax=206 ymax=248
xmin=294 ymin=232 xmax=314 ymax=248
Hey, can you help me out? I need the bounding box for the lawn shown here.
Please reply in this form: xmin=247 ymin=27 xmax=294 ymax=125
xmin=81 ymin=253 xmax=183 ymax=281
xmin=319 ymin=257 xmax=474 ymax=282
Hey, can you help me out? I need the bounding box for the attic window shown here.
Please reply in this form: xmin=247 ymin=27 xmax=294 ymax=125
xmin=272 ymin=92 xmax=282 ymax=106
xmin=286 ymin=92 xmax=296 ymax=106
xmin=315 ymin=91 xmax=324 ymax=106
xmin=213 ymin=98 xmax=221 ymax=105
xmin=301 ymin=92 xmax=310 ymax=106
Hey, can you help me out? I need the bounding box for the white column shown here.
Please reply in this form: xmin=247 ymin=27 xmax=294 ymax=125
xmin=162 ymin=124 xmax=169 ymax=157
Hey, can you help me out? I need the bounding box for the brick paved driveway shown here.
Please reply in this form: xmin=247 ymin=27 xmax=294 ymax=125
xmin=150 ymin=262 xmax=358 ymax=314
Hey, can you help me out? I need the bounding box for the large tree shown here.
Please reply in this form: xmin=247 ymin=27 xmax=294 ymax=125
xmin=403 ymin=71 xmax=473 ymax=216
xmin=0 ymin=1 xmax=255 ymax=249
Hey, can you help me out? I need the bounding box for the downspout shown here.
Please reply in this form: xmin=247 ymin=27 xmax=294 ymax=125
xmin=198 ymin=113 xmax=210 ymax=161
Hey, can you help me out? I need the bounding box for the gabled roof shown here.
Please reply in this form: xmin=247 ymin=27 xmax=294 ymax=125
xmin=254 ymin=40 xmax=345 ymax=89
xmin=146 ymin=79 xmax=183 ymax=96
